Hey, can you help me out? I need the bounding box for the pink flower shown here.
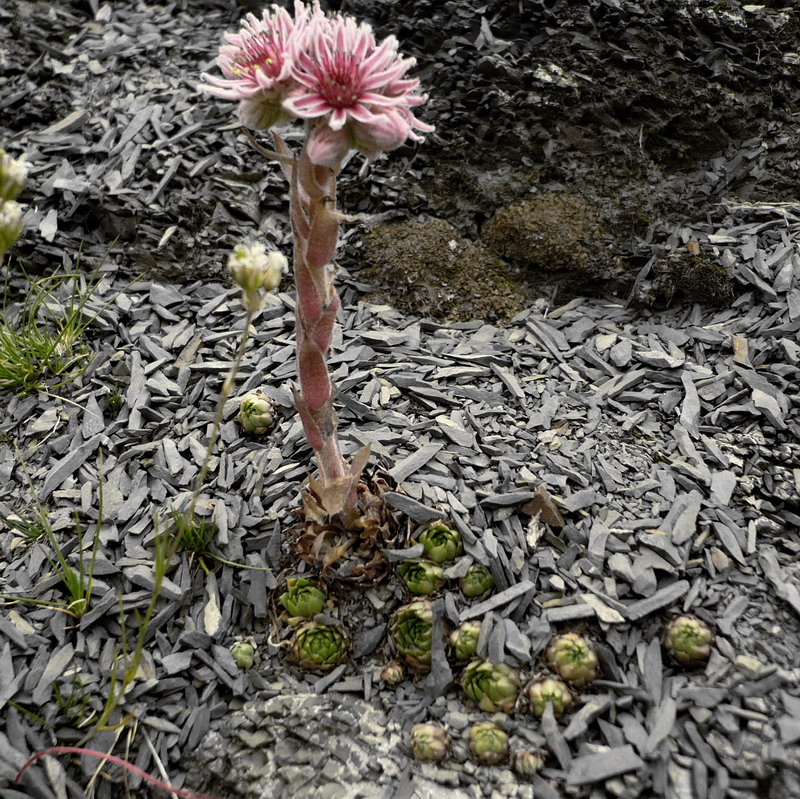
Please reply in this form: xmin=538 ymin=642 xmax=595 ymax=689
xmin=200 ymin=3 xmax=314 ymax=130
xmin=284 ymin=13 xmax=434 ymax=166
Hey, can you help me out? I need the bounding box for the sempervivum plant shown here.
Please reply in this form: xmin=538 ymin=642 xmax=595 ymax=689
xmin=279 ymin=577 xmax=327 ymax=618
xmin=380 ymin=660 xmax=405 ymax=686
xmin=410 ymin=721 xmax=451 ymax=762
xmin=230 ymin=638 xmax=256 ymax=670
xmin=513 ymin=749 xmax=546 ymax=778
xmin=398 ymin=559 xmax=445 ymax=596
xmin=526 ymin=676 xmax=573 ymax=717
xmin=237 ymin=387 xmax=276 ymax=434
xmin=416 ymin=520 xmax=462 ymax=564
xmin=449 ymin=620 xmax=481 ymax=662
xmin=459 ymin=563 xmax=495 ymax=599
xmin=468 ymin=721 xmax=509 ymax=766
xmin=545 ymin=632 xmax=600 ymax=687
xmin=389 ymin=600 xmax=434 ymax=673
xmin=291 ymin=621 xmax=348 ymax=673
xmin=462 ymin=660 xmax=522 ymax=713
xmin=662 ymin=614 xmax=714 ymax=666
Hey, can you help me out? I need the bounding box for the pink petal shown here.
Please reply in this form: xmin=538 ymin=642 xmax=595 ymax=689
xmin=328 ymin=107 xmax=349 ymax=131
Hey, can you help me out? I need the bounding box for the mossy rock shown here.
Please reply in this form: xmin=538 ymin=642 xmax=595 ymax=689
xmin=482 ymin=193 xmax=610 ymax=276
xmin=633 ymin=249 xmax=736 ymax=308
xmin=360 ymin=217 xmax=526 ymax=322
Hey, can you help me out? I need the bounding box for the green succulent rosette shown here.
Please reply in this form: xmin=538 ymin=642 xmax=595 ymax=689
xmin=389 ymin=600 xmax=434 ymax=673
xmin=416 ymin=520 xmax=462 ymax=564
xmin=230 ymin=639 xmax=256 ymax=670
xmin=449 ymin=620 xmax=481 ymax=662
xmin=459 ymin=563 xmax=495 ymax=599
xmin=662 ymin=614 xmax=714 ymax=666
xmin=526 ymin=676 xmax=573 ymax=717
xmin=461 ymin=659 xmax=521 ymax=713
xmin=398 ymin=559 xmax=445 ymax=596
xmin=545 ymin=632 xmax=600 ymax=687
xmin=291 ymin=621 xmax=348 ymax=673
xmin=236 ymin=388 xmax=275 ymax=434
xmin=280 ymin=577 xmax=327 ymax=618
xmin=410 ymin=721 xmax=451 ymax=762
xmin=468 ymin=721 xmax=509 ymax=766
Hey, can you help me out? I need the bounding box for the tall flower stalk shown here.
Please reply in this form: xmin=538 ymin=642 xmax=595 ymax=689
xmin=202 ymin=1 xmax=433 ymax=523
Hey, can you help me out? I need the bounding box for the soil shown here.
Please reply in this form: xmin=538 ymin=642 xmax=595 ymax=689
xmin=2 ymin=0 xmax=799 ymax=320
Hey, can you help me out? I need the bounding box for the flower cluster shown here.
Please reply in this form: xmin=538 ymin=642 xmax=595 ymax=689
xmin=0 ymin=148 xmax=27 ymax=258
xmin=201 ymin=1 xmax=433 ymax=166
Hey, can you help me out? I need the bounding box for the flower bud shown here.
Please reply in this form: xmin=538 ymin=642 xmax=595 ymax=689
xmin=0 ymin=150 xmax=28 ymax=203
xmin=228 ymin=242 xmax=287 ymax=311
xmin=0 ymin=200 xmax=23 ymax=256
xmin=237 ymin=388 xmax=276 ymax=434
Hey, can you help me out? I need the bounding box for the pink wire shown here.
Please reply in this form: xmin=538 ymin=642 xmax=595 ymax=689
xmin=12 ymin=746 xmax=218 ymax=799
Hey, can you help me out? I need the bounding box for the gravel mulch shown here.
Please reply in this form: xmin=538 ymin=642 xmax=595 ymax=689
xmin=1 ymin=1 xmax=800 ymax=798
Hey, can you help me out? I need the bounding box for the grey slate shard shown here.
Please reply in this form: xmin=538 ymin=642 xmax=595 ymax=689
xmin=566 ymin=744 xmax=645 ymax=786
xmin=625 ymin=580 xmax=690 ymax=621
xmin=562 ymin=695 xmax=613 ymax=741
xmin=460 ymin=580 xmax=536 ymax=621
xmin=759 ymin=547 xmax=800 ymax=617
xmin=479 ymin=490 xmax=536 ymax=507
xmin=541 ymin=703 xmax=571 ymax=771
xmin=644 ymin=696 xmax=677 ymax=755
xmin=381 ymin=492 xmax=444 ymax=524
xmin=388 ymin=443 xmax=444 ymax=483
xmin=665 ymin=491 xmax=703 ymax=545
xmin=41 ymin=432 xmax=104 ymax=498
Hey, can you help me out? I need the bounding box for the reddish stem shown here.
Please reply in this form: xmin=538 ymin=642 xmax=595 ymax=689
xmin=12 ymin=746 xmax=217 ymax=799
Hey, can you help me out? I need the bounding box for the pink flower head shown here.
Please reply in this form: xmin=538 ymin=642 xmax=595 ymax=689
xmin=200 ymin=3 xmax=313 ymax=130
xmin=284 ymin=12 xmax=434 ymax=166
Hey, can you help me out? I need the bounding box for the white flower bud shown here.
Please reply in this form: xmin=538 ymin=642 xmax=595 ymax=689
xmin=0 ymin=151 xmax=28 ymax=203
xmin=228 ymin=242 xmax=287 ymax=311
xmin=0 ymin=200 xmax=23 ymax=255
